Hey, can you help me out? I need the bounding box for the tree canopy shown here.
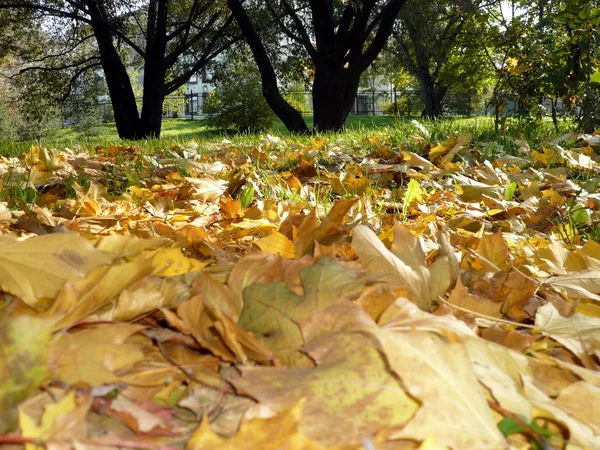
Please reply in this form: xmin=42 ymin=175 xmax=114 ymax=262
xmin=0 ymin=0 xmax=240 ymax=139
xmin=228 ymin=0 xmax=409 ymax=133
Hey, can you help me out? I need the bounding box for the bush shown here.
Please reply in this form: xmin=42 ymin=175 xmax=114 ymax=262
xmin=382 ymin=92 xmax=425 ymax=116
xmin=204 ymin=61 xmax=275 ymax=132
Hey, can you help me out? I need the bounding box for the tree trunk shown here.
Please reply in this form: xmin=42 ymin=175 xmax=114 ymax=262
xmin=418 ymin=73 xmax=446 ymax=120
xmin=312 ymin=70 xmax=359 ymax=132
xmin=227 ymin=0 xmax=308 ymax=134
xmin=86 ymin=3 xmax=142 ymax=140
xmin=551 ymin=96 xmax=559 ymax=133
xmin=140 ymin=63 xmax=166 ymax=138
xmin=93 ymin=41 xmax=142 ymax=139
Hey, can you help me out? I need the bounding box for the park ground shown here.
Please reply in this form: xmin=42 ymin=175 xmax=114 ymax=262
xmin=1 ymin=114 xmax=599 ymax=449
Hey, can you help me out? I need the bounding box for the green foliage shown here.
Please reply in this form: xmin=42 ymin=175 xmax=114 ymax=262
xmin=64 ymin=71 xmax=106 ymax=137
xmin=0 ymin=77 xmax=18 ymax=142
xmin=391 ymin=0 xmax=493 ymax=118
xmin=13 ymin=70 xmax=62 ymax=142
xmin=204 ymin=58 xmax=275 ymax=132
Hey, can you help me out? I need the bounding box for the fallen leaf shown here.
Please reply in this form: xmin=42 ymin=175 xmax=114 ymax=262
xmin=48 ymin=259 xmax=153 ymax=330
xmin=352 ymin=224 xmax=431 ymax=309
xmin=255 ymin=231 xmax=295 ymax=258
xmin=0 ymin=315 xmax=52 ymax=433
xmin=0 ymin=233 xmax=114 ymax=307
xmin=375 ymin=328 xmax=506 ymax=448
xmin=48 ymin=323 xmax=146 ymax=385
xmin=187 ymin=401 xmax=325 ymax=449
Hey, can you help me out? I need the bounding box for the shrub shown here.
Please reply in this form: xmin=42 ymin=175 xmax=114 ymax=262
xmin=203 ymin=61 xmax=275 ymax=132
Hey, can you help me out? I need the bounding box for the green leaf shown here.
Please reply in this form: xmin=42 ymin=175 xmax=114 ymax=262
xmin=498 ymin=417 xmax=527 ymax=436
xmin=240 ymin=183 xmax=254 ymax=208
xmin=573 ymin=207 xmax=589 ymax=226
xmin=505 ymin=181 xmax=517 ymax=201
xmin=590 ymin=72 xmax=600 ymax=84
xmin=403 ymin=178 xmax=424 ymax=217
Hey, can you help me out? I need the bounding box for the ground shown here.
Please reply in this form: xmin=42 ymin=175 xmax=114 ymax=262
xmin=0 ymin=116 xmax=599 ymax=449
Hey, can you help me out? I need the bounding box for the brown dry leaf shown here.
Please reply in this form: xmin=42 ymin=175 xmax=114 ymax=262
xmin=121 ymin=343 xmax=222 ymax=398
xmin=480 ymin=325 xmax=537 ymax=353
xmin=464 ymin=336 xmax=600 ymax=447
xmin=164 ymin=299 xmax=238 ymax=362
xmin=238 ymin=255 xmax=366 ymax=366
xmin=499 ymin=270 xmax=538 ymax=321
xmin=99 ymin=276 xmax=179 ymax=321
xmin=374 ymin=328 xmax=506 ymax=448
xmin=226 ymin=252 xmax=289 ymax=308
xmin=554 ymin=381 xmax=600 ymax=435
xmin=352 ymin=224 xmax=431 ymax=309
xmin=355 ymin=284 xmax=398 ymax=322
xmin=19 ymin=389 xmax=92 ymax=450
xmin=312 ymin=198 xmax=358 ymax=245
xmin=475 ymin=230 xmax=511 ymax=271
xmin=48 ymin=323 xmax=146 ymax=386
xmin=180 ymin=387 xmax=256 ymax=436
xmin=228 ymin=316 xmax=418 ymax=445
xmin=293 ymin=199 xmax=356 ymax=257
xmin=522 ymin=378 xmax=599 ymax=447
xmin=447 ymin=276 xmax=503 ymax=317
xmin=105 ymin=396 xmax=186 ymax=436
xmin=187 ymin=401 xmax=326 ymax=450
xmin=294 ymin=209 xmax=320 ymax=257
xmin=191 ymin=272 xmax=241 ymax=320
xmin=48 ymin=259 xmax=153 ymax=330
xmin=428 ymin=228 xmax=460 ymax=300
xmin=541 ymin=270 xmax=600 ymax=301
xmin=208 ymin=304 xmax=276 ymax=365
xmin=94 ymin=235 xmax=169 ymax=258
xmin=535 ymin=302 xmax=600 ymax=360
xmin=0 ymin=233 xmax=114 ymax=307
xmin=144 ymin=247 xmax=210 ymax=276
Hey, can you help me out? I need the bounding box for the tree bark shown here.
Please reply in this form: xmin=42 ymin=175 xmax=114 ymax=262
xmin=227 ymin=0 xmax=309 ymax=134
xmin=312 ymin=69 xmax=360 ymax=131
xmin=86 ymin=1 xmax=142 ymax=139
xmin=418 ymin=72 xmax=446 ymax=119
xmin=140 ymin=65 xmax=166 ymax=138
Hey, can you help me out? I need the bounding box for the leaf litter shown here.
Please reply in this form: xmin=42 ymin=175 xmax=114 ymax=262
xmin=1 ymin=133 xmax=600 ymax=449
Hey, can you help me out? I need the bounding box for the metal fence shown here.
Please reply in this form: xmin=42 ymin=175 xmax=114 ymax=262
xmin=284 ymin=90 xmax=474 ymax=117
xmin=98 ymin=90 xmax=475 ymax=122
xmin=99 ymin=92 xmax=211 ymax=122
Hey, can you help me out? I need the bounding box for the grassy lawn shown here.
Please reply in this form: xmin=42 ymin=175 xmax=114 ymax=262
xmin=0 ymin=114 xmax=576 ymax=157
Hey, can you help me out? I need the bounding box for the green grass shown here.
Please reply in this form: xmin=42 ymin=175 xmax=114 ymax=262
xmin=0 ymin=114 xmax=577 ymax=157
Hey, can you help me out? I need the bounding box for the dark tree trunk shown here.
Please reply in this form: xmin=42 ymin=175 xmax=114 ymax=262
xmin=87 ymin=2 xmax=142 ymax=139
xmin=312 ymin=70 xmax=360 ymax=131
xmin=139 ymin=0 xmax=168 ymax=138
xmin=418 ymin=73 xmax=446 ymax=120
xmin=140 ymin=66 xmax=166 ymax=138
xmin=227 ymin=0 xmax=309 ymax=134
xmin=551 ymin=96 xmax=559 ymax=133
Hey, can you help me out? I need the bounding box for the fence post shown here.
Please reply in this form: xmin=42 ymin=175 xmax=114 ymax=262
xmin=394 ymin=87 xmax=397 ymax=116
xmin=191 ymin=93 xmax=195 ymax=120
xmin=371 ymin=90 xmax=374 ymax=115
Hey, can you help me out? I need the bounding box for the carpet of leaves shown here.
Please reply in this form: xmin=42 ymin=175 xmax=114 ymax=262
xmin=1 ymin=129 xmax=600 ymax=449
